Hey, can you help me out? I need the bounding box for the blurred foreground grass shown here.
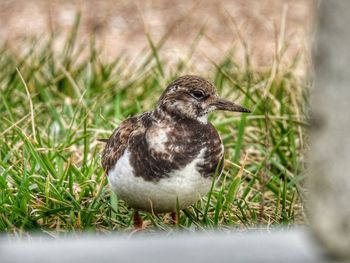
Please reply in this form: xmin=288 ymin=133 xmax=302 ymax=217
xmin=0 ymin=18 xmax=309 ymax=234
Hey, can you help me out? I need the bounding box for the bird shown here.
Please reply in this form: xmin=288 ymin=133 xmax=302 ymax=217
xmin=101 ymin=75 xmax=251 ymax=228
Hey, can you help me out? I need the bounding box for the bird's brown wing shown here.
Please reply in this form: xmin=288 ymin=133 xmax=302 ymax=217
xmin=101 ymin=116 xmax=140 ymax=174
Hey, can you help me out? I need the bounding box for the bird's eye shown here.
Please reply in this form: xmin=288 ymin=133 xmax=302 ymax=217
xmin=191 ymin=90 xmax=205 ymax=99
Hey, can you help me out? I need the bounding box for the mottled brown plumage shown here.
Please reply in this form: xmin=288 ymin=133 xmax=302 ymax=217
xmin=101 ymin=116 xmax=140 ymax=174
xmin=101 ymin=75 xmax=250 ymax=224
xmin=105 ymin=114 xmax=223 ymax=181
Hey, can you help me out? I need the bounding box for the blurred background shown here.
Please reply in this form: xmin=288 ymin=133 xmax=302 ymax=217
xmin=0 ymin=0 xmax=313 ymax=70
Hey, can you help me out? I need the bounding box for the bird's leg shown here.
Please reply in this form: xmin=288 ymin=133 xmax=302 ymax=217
xmin=171 ymin=212 xmax=178 ymax=226
xmin=133 ymin=210 xmax=143 ymax=229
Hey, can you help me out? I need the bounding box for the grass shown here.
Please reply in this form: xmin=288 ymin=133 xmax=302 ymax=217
xmin=0 ymin=18 xmax=309 ymax=234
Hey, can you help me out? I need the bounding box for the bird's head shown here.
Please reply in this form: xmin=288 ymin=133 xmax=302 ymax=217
xmin=156 ymin=75 xmax=251 ymax=123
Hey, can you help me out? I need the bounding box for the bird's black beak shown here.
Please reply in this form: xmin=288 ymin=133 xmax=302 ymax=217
xmin=212 ymin=98 xmax=251 ymax=113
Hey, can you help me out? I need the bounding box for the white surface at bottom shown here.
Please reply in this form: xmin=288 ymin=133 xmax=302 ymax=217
xmin=0 ymin=229 xmax=335 ymax=263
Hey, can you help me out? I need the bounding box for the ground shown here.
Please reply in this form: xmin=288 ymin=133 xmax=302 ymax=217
xmin=1 ymin=0 xmax=313 ymax=69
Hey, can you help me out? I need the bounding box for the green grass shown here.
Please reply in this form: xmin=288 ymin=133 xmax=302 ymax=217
xmin=0 ymin=20 xmax=308 ymax=234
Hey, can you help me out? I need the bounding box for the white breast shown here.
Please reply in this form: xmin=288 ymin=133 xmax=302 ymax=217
xmin=108 ymin=148 xmax=213 ymax=213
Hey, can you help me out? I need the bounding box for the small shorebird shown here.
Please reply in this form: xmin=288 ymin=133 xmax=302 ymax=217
xmin=101 ymin=75 xmax=250 ymax=228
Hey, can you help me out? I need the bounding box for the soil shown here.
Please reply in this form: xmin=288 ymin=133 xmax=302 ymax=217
xmin=0 ymin=0 xmax=314 ymax=70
